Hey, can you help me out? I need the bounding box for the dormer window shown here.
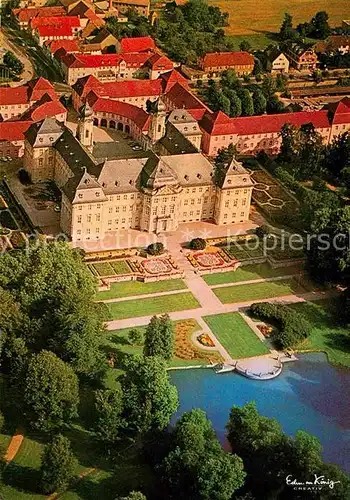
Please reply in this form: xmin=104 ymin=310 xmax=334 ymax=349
xmin=39 ymin=138 xmax=43 ymax=142
xmin=78 ymin=194 xmax=83 ymax=198
xmin=197 ymin=173 xmax=202 ymax=179
xmin=227 ymin=180 xmax=232 ymax=184
xmin=49 ymin=137 xmax=54 ymax=141
xmin=115 ymin=181 xmax=119 ymax=186
xmin=95 ymin=192 xmax=100 ymax=197
xmin=184 ymin=175 xmax=189 ymax=181
xmin=129 ymin=180 xmax=133 ymax=185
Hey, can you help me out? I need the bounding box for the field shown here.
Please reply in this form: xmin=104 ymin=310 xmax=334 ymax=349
xmin=209 ymin=0 xmax=346 ymax=36
xmin=96 ymin=279 xmax=187 ymax=300
xmin=203 ymin=312 xmax=269 ymax=358
xmin=203 ymin=263 xmax=301 ymax=286
xmin=290 ymin=301 xmax=350 ymax=368
xmin=105 ymin=292 xmax=200 ymax=320
xmin=213 ymin=278 xmax=307 ymax=304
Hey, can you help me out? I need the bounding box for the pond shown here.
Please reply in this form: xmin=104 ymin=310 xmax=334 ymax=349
xmin=170 ymin=353 xmax=350 ymax=473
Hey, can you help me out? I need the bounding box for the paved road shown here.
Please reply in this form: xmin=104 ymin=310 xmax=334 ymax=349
xmin=1 ymin=28 xmax=34 ymax=84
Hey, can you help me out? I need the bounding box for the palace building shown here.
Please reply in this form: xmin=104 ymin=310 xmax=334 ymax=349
xmin=22 ymin=101 xmax=253 ymax=244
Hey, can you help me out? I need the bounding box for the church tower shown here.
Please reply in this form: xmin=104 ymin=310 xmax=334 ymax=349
xmin=76 ymin=102 xmax=94 ymax=151
xmin=148 ymin=97 xmax=166 ymax=143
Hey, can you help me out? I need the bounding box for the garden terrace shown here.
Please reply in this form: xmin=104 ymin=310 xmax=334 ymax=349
xmin=0 ymin=181 xmax=34 ymax=234
xmin=203 ymin=312 xmax=270 ymax=358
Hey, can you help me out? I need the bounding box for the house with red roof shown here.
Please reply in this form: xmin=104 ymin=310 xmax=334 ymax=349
xmin=0 ymin=77 xmax=58 ymax=120
xmin=61 ymin=51 xmax=165 ymax=85
xmin=198 ymin=99 xmax=350 ymax=156
xmin=146 ymin=53 xmax=174 ymax=79
xmin=0 ymin=121 xmax=33 ymax=158
xmin=119 ymin=36 xmax=155 ymax=53
xmin=71 ymin=69 xmax=189 ymax=110
xmin=13 ymin=6 xmax=66 ymax=28
xmin=44 ymin=39 xmax=81 ymax=57
xmin=32 ymin=17 xmax=83 ymax=45
xmin=199 ymin=51 xmax=255 ymax=77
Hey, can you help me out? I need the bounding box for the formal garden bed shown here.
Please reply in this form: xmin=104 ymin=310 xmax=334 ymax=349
xmin=95 ymin=279 xmax=187 ymax=301
xmin=88 ymin=256 xmax=180 ymax=281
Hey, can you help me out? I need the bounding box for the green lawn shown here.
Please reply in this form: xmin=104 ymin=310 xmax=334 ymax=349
xmin=203 ymin=263 xmax=301 ymax=286
xmin=290 ymin=301 xmax=350 ymax=368
xmin=213 ymin=278 xmax=307 ymax=304
xmin=228 ymin=33 xmax=277 ymax=51
xmin=203 ymin=312 xmax=269 ymax=358
xmin=96 ymin=279 xmax=187 ymax=300
xmin=106 ymin=292 xmax=200 ymax=320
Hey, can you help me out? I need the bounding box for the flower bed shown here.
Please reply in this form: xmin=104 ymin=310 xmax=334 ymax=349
xmin=193 ymin=252 xmax=224 ymax=267
xmin=110 ymin=260 xmax=132 ymax=275
xmin=257 ymin=324 xmax=273 ymax=337
xmin=142 ymin=258 xmax=172 ymax=275
xmin=197 ymin=333 xmax=215 ymax=347
xmin=174 ymin=320 xmax=223 ymax=363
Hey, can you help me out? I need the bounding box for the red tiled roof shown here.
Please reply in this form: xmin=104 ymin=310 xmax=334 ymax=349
xmin=27 ymin=77 xmax=57 ymax=101
xmin=31 ymin=16 xmax=81 ymax=29
xmin=201 ymin=51 xmax=254 ymax=70
xmin=328 ymin=97 xmax=350 ymax=124
xmin=0 ymin=86 xmax=29 ymax=106
xmin=20 ymin=95 xmax=67 ymax=122
xmin=45 ymin=39 xmax=80 ymax=54
xmin=0 ymin=121 xmax=32 ymax=141
xmin=159 ymin=69 xmax=189 ymax=92
xmin=72 ymin=75 xmax=102 ymax=97
xmin=147 ymin=53 xmax=173 ymax=70
xmin=91 ymin=98 xmax=150 ymax=131
xmin=0 ymin=78 xmax=55 ymax=106
xmin=13 ymin=6 xmax=66 ymax=23
xmin=165 ymin=83 xmax=208 ymax=111
xmin=199 ymin=111 xmax=236 ymax=135
xmin=120 ymin=37 xmax=155 ymax=53
xmin=97 ymin=79 xmax=163 ymax=99
xmin=36 ymin=25 xmax=74 ymax=37
xmin=62 ymin=52 xmax=151 ymax=68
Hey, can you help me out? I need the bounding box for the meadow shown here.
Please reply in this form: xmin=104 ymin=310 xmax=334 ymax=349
xmin=209 ymin=0 xmax=347 ymax=37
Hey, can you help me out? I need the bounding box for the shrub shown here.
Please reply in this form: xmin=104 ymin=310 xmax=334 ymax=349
xmin=147 ymin=242 xmax=164 ymax=255
xmin=249 ymin=302 xmax=311 ymax=349
xmin=190 ymin=238 xmax=206 ymax=250
xmin=128 ymin=328 xmax=144 ymax=346
xmin=256 ymin=225 xmax=269 ymax=239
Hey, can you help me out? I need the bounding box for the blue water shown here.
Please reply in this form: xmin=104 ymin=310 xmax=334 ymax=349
xmin=170 ymin=353 xmax=350 ymax=473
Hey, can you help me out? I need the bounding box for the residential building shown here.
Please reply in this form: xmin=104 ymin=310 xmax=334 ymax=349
xmin=266 ymin=50 xmax=289 ymax=73
xmin=13 ymin=6 xmax=66 ymax=29
xmin=60 ymin=52 xmax=163 ymax=85
xmin=199 ymin=51 xmax=255 ymax=76
xmin=0 ymin=77 xmax=58 ymax=119
xmin=112 ymin=0 xmax=150 ymax=17
xmin=71 ymin=69 xmax=188 ymax=110
xmin=314 ymin=36 xmax=350 ymax=55
xmin=285 ymin=44 xmax=318 ymax=71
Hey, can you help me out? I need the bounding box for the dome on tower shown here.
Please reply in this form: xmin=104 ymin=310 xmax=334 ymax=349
xmin=79 ymin=102 xmax=93 ymax=118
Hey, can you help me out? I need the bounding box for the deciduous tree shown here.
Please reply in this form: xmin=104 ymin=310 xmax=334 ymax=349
xmin=40 ymin=435 xmax=77 ymax=493
xmin=143 ymin=314 xmax=174 ymax=361
xmin=24 ymin=350 xmax=79 ymax=431
xmin=121 ymin=355 xmax=178 ymax=434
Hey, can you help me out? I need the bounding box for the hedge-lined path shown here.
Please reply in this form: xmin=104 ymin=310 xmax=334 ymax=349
xmin=4 ymin=429 xmax=24 ymax=463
